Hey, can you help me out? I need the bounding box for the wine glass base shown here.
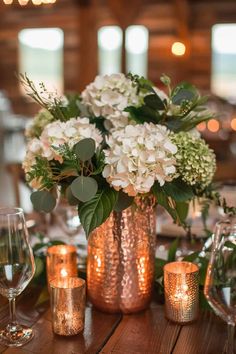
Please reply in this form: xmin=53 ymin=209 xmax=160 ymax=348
xmin=0 ymin=324 xmax=34 ymax=347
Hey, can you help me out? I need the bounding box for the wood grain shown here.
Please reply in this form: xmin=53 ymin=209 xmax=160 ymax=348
xmin=0 ymin=287 xmax=122 ymax=354
xmin=172 ymin=311 xmax=234 ymax=354
xmin=101 ymin=303 xmax=181 ymax=354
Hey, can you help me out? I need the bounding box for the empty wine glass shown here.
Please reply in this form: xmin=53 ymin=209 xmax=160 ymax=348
xmin=0 ymin=207 xmax=35 ymax=347
xmin=204 ymin=219 xmax=236 ymax=354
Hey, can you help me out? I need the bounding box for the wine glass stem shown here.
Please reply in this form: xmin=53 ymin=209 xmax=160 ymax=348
xmin=226 ymin=323 xmax=235 ymax=354
xmin=9 ymin=298 xmax=17 ymax=325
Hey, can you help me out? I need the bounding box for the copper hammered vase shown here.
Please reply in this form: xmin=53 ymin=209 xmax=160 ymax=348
xmin=87 ymin=197 xmax=156 ymax=314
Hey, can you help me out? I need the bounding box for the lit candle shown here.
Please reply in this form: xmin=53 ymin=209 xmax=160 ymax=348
xmin=50 ymin=277 xmax=86 ymax=336
xmin=46 ymin=245 xmax=78 ymax=286
xmin=164 ymin=261 xmax=199 ymax=324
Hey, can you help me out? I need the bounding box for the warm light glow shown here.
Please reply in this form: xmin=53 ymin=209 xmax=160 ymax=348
xmin=197 ymin=122 xmax=206 ymax=132
xmin=60 ymin=268 xmax=68 ymax=277
xmin=231 ymin=118 xmax=236 ymax=131
xmin=207 ymin=119 xmax=220 ymax=133
xmin=3 ymin=0 xmax=56 ymax=4
xmin=171 ymin=42 xmax=186 ymax=56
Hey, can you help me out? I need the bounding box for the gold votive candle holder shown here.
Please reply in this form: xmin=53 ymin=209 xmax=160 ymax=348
xmin=50 ymin=277 xmax=86 ymax=336
xmin=46 ymin=245 xmax=78 ymax=286
xmin=164 ymin=261 xmax=199 ymax=324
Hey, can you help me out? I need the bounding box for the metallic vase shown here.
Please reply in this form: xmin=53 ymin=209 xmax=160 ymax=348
xmin=87 ymin=197 xmax=156 ymax=314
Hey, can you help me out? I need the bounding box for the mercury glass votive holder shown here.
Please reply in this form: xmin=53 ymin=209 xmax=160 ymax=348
xmin=164 ymin=261 xmax=199 ymax=324
xmin=50 ymin=277 xmax=86 ymax=336
xmin=46 ymin=245 xmax=78 ymax=286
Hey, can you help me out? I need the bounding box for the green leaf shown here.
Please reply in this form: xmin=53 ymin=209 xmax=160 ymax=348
xmin=79 ymin=187 xmax=118 ymax=237
xmin=35 ymin=287 xmax=50 ymax=308
xmin=125 ymin=105 xmax=161 ymax=124
xmin=155 ymin=258 xmax=167 ymax=279
xmin=66 ymin=186 xmax=80 ymax=206
xmin=74 ymin=138 xmax=96 ymax=162
xmin=183 ymin=251 xmax=200 ymax=262
xmin=144 ymin=94 xmax=165 ymax=110
xmin=168 ymin=238 xmax=179 ymax=262
xmin=113 ymin=191 xmax=134 ymax=212
xmin=225 ymin=241 xmax=236 ymax=250
xmin=163 ymin=179 xmax=194 ymax=202
xmin=30 ymin=190 xmax=56 ymax=213
xmin=71 ymin=176 xmax=98 ymax=202
xmin=175 ymin=202 xmax=189 ymax=222
xmin=34 ymin=257 xmax=45 ymax=279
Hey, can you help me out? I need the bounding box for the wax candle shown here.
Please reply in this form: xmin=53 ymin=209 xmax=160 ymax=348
xmin=164 ymin=261 xmax=199 ymax=324
xmin=46 ymin=245 xmax=78 ymax=286
xmin=50 ymin=277 xmax=86 ymax=336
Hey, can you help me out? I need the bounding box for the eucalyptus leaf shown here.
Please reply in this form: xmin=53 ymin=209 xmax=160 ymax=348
xmin=172 ymin=89 xmax=196 ymax=105
xmin=79 ymin=187 xmax=118 ymax=237
xmin=71 ymin=176 xmax=98 ymax=202
xmin=30 ymin=190 xmax=56 ymax=213
xmin=113 ymin=191 xmax=134 ymax=212
xmin=66 ymin=186 xmax=80 ymax=206
xmin=74 ymin=138 xmax=96 ymax=162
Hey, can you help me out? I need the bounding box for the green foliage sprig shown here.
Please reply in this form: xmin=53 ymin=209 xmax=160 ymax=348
xmin=126 ymin=73 xmax=213 ymax=132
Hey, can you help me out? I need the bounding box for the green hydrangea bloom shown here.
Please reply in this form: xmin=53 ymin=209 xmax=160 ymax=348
xmin=26 ymin=109 xmax=54 ymax=138
xmin=171 ymin=131 xmax=216 ymax=188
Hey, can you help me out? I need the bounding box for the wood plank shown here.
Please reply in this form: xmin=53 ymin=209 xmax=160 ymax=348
xmin=172 ymin=311 xmax=234 ymax=354
xmin=101 ymin=304 xmax=181 ymax=354
xmin=2 ymin=306 xmax=121 ymax=354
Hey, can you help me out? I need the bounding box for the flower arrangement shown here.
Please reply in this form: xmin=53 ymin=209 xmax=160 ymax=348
xmin=21 ymin=73 xmax=234 ymax=237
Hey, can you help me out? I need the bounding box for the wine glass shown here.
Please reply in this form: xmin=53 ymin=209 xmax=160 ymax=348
xmin=0 ymin=207 xmax=35 ymax=347
xmin=204 ymin=219 xmax=236 ymax=354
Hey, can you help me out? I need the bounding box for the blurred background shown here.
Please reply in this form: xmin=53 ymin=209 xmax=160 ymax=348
xmin=0 ymin=0 xmax=236 ymax=215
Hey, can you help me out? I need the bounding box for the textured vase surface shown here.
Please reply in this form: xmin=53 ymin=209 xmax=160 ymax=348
xmin=87 ymin=197 xmax=156 ymax=314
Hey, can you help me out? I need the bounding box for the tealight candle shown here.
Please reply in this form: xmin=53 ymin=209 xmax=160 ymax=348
xmin=164 ymin=261 xmax=199 ymax=324
xmin=50 ymin=277 xmax=86 ymax=336
xmin=46 ymin=245 xmax=78 ymax=286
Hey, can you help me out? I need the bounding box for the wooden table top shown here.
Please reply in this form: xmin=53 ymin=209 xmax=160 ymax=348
xmin=0 ymin=286 xmax=232 ymax=354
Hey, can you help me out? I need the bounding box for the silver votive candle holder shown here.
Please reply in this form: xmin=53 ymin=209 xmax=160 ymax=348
xmin=46 ymin=245 xmax=78 ymax=286
xmin=164 ymin=261 xmax=199 ymax=324
xmin=50 ymin=277 xmax=86 ymax=336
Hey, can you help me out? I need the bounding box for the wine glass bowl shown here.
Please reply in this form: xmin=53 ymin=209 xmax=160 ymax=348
xmin=0 ymin=207 xmax=35 ymax=347
xmin=204 ymin=220 xmax=236 ymax=354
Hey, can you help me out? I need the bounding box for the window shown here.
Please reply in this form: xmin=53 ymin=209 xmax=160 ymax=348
xmin=126 ymin=25 xmax=149 ymax=77
xmin=98 ymin=26 xmax=122 ymax=75
xmin=18 ymin=28 xmax=64 ymax=94
xmin=98 ymin=25 xmax=149 ymax=76
xmin=212 ymin=24 xmax=236 ymax=102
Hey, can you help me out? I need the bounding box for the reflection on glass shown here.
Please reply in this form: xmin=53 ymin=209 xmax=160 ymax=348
xmin=204 ymin=220 xmax=236 ymax=354
xmin=0 ymin=208 xmax=35 ymax=347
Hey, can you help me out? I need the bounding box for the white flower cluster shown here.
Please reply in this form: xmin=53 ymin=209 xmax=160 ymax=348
xmin=81 ymin=73 xmax=142 ymax=129
xmin=23 ymin=117 xmax=102 ymax=174
xmin=103 ymin=123 xmax=177 ymax=196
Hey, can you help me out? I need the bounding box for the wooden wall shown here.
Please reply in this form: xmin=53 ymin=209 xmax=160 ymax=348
xmin=0 ymin=0 xmax=236 ymax=116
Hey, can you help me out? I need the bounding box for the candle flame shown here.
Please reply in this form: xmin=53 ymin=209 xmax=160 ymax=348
xmin=61 ymin=268 xmax=68 ymax=277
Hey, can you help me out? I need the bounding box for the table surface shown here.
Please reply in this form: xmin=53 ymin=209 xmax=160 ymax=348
xmin=0 ymin=286 xmax=232 ymax=354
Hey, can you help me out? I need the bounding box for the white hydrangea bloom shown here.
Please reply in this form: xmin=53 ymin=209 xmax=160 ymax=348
xmin=81 ymin=73 xmax=141 ymax=129
xmin=102 ymin=123 xmax=177 ymax=196
xmin=23 ymin=117 xmax=102 ymax=175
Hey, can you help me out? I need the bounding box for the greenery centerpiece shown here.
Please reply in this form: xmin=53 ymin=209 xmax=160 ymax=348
xmin=21 ymin=73 xmax=233 ymax=237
